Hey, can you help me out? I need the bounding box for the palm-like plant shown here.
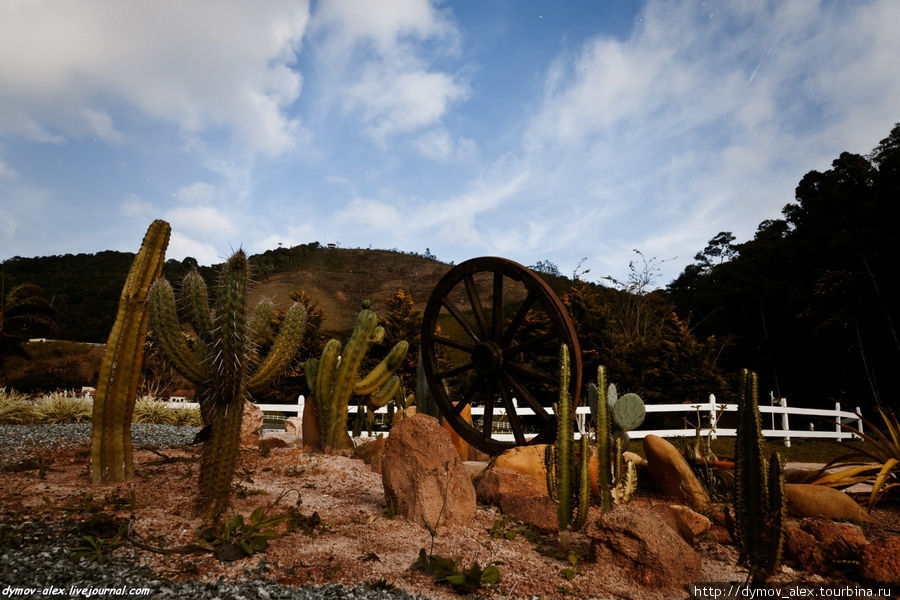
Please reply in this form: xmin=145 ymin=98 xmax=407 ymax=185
xmin=0 ymin=280 xmax=59 ymax=355
xmin=811 ymin=406 xmax=899 ymax=509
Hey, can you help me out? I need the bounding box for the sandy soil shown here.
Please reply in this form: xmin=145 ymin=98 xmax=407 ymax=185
xmin=1 ymin=443 xmax=897 ymax=600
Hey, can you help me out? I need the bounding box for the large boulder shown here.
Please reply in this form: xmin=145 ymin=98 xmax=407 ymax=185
xmin=491 ymin=444 xmax=549 ymax=482
xmin=240 ymin=401 xmax=264 ymax=447
xmin=498 ymin=495 xmax=558 ymax=532
xmin=381 ymin=414 xmax=476 ymax=529
xmin=861 ymin=536 xmax=900 ymax=585
xmin=650 ymin=503 xmax=711 ymax=545
xmin=643 ymin=435 xmax=710 ymax=509
xmin=784 ymin=522 xmax=826 ymax=573
xmin=355 ymin=437 xmax=387 ymax=474
xmin=585 ymin=504 xmax=702 ymax=588
xmin=784 ymin=484 xmax=871 ymax=523
xmin=800 ymin=516 xmax=867 ymax=561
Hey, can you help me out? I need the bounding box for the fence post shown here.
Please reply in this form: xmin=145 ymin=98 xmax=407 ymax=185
xmin=780 ymin=397 xmax=790 ymax=448
xmin=708 ymin=394 xmax=717 ymax=440
xmin=297 ymin=395 xmax=304 ymax=419
xmin=835 ymin=401 xmax=842 ymax=442
xmin=855 ymin=406 xmax=863 ymax=440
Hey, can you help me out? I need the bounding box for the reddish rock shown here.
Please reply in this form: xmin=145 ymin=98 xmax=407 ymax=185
xmin=301 ymin=399 xmax=320 ymax=450
xmin=784 ymin=522 xmax=826 ymax=573
xmin=240 ymin=402 xmax=264 ymax=447
xmin=284 ymin=416 xmax=302 ymax=436
xmin=861 ymin=536 xmax=900 ymax=585
xmin=709 ymin=525 xmax=733 ymax=545
xmin=499 ymin=494 xmax=558 ymax=533
xmin=585 ymin=504 xmax=702 ymax=588
xmin=259 ymin=431 xmax=299 ymax=450
xmin=800 ymin=516 xmax=867 ymax=561
xmin=784 ymin=484 xmax=871 ymax=523
xmin=491 ymin=444 xmax=549 ymax=482
xmin=643 ymin=435 xmax=710 ymax=510
xmin=476 ymin=466 xmax=547 ymax=507
xmin=651 ymin=504 xmax=711 ymax=544
xmin=381 ymin=414 xmax=476 ymax=529
xmin=442 ymin=403 xmax=475 ymax=461
xmin=391 ymin=406 xmax=416 ymax=428
xmin=355 ymin=437 xmax=387 ymax=474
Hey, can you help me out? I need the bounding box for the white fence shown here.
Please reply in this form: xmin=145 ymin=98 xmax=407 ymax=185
xmin=165 ymin=393 xmax=863 ymax=447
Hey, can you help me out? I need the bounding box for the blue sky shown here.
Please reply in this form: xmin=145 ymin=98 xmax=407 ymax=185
xmin=1 ymin=1 xmax=898 ymax=287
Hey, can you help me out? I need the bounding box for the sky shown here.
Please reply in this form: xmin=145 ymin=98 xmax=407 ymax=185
xmin=1 ymin=0 xmax=898 ymax=288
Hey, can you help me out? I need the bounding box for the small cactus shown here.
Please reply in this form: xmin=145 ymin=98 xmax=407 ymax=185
xmin=90 ymin=220 xmax=170 ymax=483
xmin=304 ymin=305 xmax=408 ymax=450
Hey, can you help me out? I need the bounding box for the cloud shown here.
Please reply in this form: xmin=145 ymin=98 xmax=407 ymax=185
xmin=121 ymin=193 xmax=154 ymax=218
xmin=0 ymin=159 xmax=18 ymax=181
xmin=414 ymin=129 xmax=475 ymax=161
xmin=176 ymin=182 xmax=217 ymax=204
xmin=166 ymin=232 xmax=221 ymax=266
xmin=0 ymin=0 xmax=310 ymax=154
xmin=164 ymin=205 xmax=237 ymax=237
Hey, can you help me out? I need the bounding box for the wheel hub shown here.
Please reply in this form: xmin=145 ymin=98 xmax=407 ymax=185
xmin=472 ymin=341 xmax=503 ymax=375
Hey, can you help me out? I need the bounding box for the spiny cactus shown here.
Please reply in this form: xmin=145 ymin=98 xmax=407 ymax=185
xmin=611 ymin=436 xmax=637 ymax=504
xmin=732 ymin=369 xmax=785 ymax=583
xmin=90 ymin=220 xmax=170 ymax=483
xmin=304 ymin=305 xmax=408 ymax=450
xmin=544 ymin=344 xmax=591 ymax=553
xmin=588 ymin=366 xmax=613 ymax=512
xmin=149 ymin=251 xmax=307 ymax=518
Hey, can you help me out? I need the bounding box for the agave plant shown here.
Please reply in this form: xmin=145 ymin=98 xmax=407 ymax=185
xmin=811 ymin=406 xmax=899 ymax=509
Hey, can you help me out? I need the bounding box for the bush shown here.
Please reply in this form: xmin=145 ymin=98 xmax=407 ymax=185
xmin=32 ymin=391 xmax=93 ymax=423
xmin=0 ymin=388 xmax=33 ymax=423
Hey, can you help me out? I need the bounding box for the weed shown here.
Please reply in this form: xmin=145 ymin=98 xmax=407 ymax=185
xmin=322 ymin=560 xmax=342 ymax=580
xmin=488 ymin=515 xmax=519 ymax=541
xmin=193 ymin=506 xmax=287 ymax=562
xmin=364 ymin=579 xmax=396 ymax=592
xmin=285 ymin=508 xmax=323 ymax=538
xmin=410 ymin=548 xmax=501 ymax=595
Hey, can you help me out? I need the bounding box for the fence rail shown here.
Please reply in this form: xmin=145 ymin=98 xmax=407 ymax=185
xmin=164 ymin=393 xmax=863 ymax=447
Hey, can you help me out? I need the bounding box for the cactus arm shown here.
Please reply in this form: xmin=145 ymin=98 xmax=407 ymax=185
xmin=316 ymin=339 xmax=342 ymax=445
xmin=90 ymin=219 xmax=170 ymax=483
xmin=368 ymin=375 xmax=401 ymax=409
xmin=328 ymin=310 xmax=378 ymax=444
xmin=248 ymin=299 xmax=275 ymax=347
xmin=249 ymin=302 xmax=307 ymax=391
xmin=766 ymin=452 xmax=786 ymax=575
xmin=354 ymin=340 xmax=409 ymax=395
xmin=545 ymin=443 xmax=557 ymax=498
xmin=182 ymin=269 xmax=214 ymax=339
xmin=148 ymin=279 xmax=206 ymax=384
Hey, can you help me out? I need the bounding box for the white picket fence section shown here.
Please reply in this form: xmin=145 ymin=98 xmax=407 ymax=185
xmin=165 ymin=393 xmax=863 ymax=447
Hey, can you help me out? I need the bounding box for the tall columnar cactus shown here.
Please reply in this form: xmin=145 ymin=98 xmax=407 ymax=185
xmin=90 ymin=220 xmax=170 ymax=483
xmin=544 ymin=344 xmax=590 ymax=553
xmin=149 ymin=251 xmax=307 ymax=518
xmin=304 ymin=305 xmax=408 ymax=450
xmin=733 ymin=369 xmax=786 ymax=583
xmin=588 ymin=365 xmax=613 ymax=512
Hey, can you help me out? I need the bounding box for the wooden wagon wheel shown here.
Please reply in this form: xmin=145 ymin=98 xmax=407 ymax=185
xmin=421 ymin=257 xmax=582 ymax=455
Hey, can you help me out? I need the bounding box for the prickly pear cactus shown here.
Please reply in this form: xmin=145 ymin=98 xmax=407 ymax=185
xmin=612 ymin=392 xmax=645 ymax=431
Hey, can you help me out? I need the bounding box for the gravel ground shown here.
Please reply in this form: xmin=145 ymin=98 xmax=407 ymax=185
xmin=0 ymin=424 xmax=429 ymax=600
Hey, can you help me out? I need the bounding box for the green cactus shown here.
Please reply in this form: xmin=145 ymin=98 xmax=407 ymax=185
xmin=304 ymin=306 xmax=409 ymax=450
xmin=149 ymin=251 xmax=307 ymax=518
xmin=90 ymin=220 xmax=170 ymax=483
xmin=588 ymin=366 xmax=613 ymax=512
xmin=732 ymin=369 xmax=785 ymax=583
xmin=544 ymin=344 xmax=591 ymax=553
xmin=612 ymin=392 xmax=645 ymax=432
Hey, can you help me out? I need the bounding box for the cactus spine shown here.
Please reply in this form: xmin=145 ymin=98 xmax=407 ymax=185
xmin=305 ymin=306 xmax=409 ymax=450
xmin=733 ymin=369 xmax=785 ymax=583
xmin=544 ymin=344 xmax=591 ymax=553
xmin=149 ymin=251 xmax=307 ymax=518
xmin=90 ymin=220 xmax=170 ymax=483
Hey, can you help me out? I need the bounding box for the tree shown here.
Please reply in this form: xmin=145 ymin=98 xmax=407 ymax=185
xmin=0 ymin=279 xmax=59 ymax=355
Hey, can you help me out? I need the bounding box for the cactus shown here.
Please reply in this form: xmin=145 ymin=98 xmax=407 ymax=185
xmin=90 ymin=220 xmax=170 ymax=483
xmin=732 ymin=369 xmax=785 ymax=583
xmin=612 ymin=392 xmax=645 ymax=432
xmin=611 ymin=437 xmax=637 ymax=504
xmin=149 ymin=251 xmax=307 ymax=518
xmin=304 ymin=306 xmax=409 ymax=450
xmin=588 ymin=366 xmax=613 ymax=512
xmin=544 ymin=344 xmax=591 ymax=553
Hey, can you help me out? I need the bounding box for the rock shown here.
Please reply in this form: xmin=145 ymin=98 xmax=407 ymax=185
xmin=260 ymin=431 xmax=299 ymax=450
xmin=643 ymin=435 xmax=710 ymax=509
xmin=381 ymin=414 xmax=476 ymax=529
xmin=391 ymin=406 xmax=416 ymax=428
xmin=491 ymin=444 xmax=549 ymax=483
xmin=784 ymin=484 xmax=871 ymax=523
xmin=240 ymin=402 xmax=264 ymax=447
xmin=355 ymin=437 xmax=387 ymax=474
xmin=783 ymin=466 xmax=819 ymax=484
xmin=499 ymin=494 xmax=558 ymax=532
xmin=709 ymin=525 xmax=733 ymax=545
xmin=585 ymin=504 xmax=702 ymax=588
xmin=800 ymin=516 xmax=867 ymax=561
xmin=861 ymin=536 xmax=900 ymax=585
xmin=284 ymin=416 xmax=302 ymax=436
xmin=462 ymin=460 xmax=488 ymax=482
xmin=442 ymin=403 xmax=476 ymax=461
xmin=301 ymin=399 xmax=320 ymax=450
xmin=650 ymin=504 xmax=711 ymax=544
xmin=784 ymin=522 xmax=826 ymax=573
xmin=476 ymin=466 xmax=547 ymax=506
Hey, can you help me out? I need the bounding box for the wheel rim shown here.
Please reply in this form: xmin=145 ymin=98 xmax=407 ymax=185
xmin=421 ymin=257 xmax=582 ymax=455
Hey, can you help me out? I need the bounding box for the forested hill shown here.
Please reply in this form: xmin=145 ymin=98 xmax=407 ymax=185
xmin=668 ymin=123 xmax=900 ymax=412
xmin=0 ymin=244 xmax=453 ymax=343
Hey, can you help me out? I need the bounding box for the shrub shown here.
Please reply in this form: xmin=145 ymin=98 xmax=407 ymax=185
xmin=33 ymin=391 xmax=93 ymax=423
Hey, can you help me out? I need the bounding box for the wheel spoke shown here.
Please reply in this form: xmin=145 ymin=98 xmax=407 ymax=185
xmin=433 ymin=335 xmax=476 ymax=353
xmin=436 ymin=362 xmax=474 ymax=380
xmin=501 ymin=291 xmax=537 ymax=346
xmin=497 ymin=382 xmax=526 ymax=445
xmin=504 ymin=360 xmax=557 ymax=385
xmin=502 ymin=332 xmax=557 ymax=357
xmin=464 ymin=275 xmax=490 ymax=338
xmin=482 ymin=392 xmax=495 ymax=440
xmin=491 ymin=272 xmax=504 ymax=339
xmin=452 ymin=393 xmax=473 ymax=416
xmin=501 ymin=371 xmax=551 ymax=420
xmin=441 ymin=298 xmax=481 ymax=343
